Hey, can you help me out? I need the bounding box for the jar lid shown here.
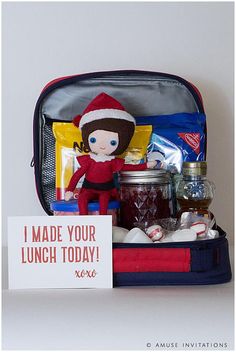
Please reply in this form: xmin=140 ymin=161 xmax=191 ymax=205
xmin=182 ymin=161 xmax=207 ymax=176
xmin=119 ymin=169 xmax=171 ymax=184
xmin=50 ymin=200 xmax=120 ymax=212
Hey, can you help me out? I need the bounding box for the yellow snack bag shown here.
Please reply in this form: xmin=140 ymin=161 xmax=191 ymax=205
xmin=52 ymin=123 xmax=88 ymax=200
xmin=119 ymin=125 xmax=152 ymax=164
xmin=53 ymin=123 xmax=152 ymax=200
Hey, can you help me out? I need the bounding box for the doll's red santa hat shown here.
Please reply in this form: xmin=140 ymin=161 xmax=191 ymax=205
xmin=73 ymin=92 xmax=136 ymax=129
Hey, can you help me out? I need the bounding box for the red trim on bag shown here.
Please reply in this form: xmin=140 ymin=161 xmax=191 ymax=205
xmin=188 ymin=81 xmax=205 ymax=111
xmin=42 ymin=74 xmax=80 ymax=92
xmin=113 ymin=247 xmax=191 ymax=272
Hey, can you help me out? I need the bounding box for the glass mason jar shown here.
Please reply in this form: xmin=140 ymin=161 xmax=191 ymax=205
xmin=119 ymin=169 xmax=173 ymax=230
xmin=176 ymin=161 xmax=215 ymax=216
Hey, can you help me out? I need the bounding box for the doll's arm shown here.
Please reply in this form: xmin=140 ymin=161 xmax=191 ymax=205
xmin=112 ymin=158 xmax=157 ymax=173
xmin=121 ymin=162 xmax=147 ymax=171
xmin=66 ymin=156 xmax=89 ymax=194
xmin=65 ymin=166 xmax=87 ymax=201
xmin=66 ymin=166 xmax=87 ymax=192
xmin=112 ymin=158 xmax=147 ymax=172
xmin=121 ymin=160 xmax=157 ymax=171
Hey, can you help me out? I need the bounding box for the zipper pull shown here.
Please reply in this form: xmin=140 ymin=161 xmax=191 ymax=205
xmin=30 ymin=157 xmax=35 ymax=167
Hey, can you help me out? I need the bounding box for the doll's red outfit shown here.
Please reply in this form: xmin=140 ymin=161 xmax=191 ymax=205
xmin=67 ymin=154 xmax=147 ymax=215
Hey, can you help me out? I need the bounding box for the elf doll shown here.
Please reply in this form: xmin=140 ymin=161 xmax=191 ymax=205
xmin=65 ymin=93 xmax=157 ymax=214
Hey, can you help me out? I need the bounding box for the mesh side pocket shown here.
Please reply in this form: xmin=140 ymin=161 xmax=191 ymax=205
xmin=41 ymin=121 xmax=56 ymax=213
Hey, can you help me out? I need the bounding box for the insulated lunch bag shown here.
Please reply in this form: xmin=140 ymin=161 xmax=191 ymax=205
xmin=32 ymin=70 xmax=232 ymax=286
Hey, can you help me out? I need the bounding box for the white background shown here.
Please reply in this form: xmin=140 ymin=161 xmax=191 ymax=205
xmin=2 ymin=2 xmax=234 ymax=350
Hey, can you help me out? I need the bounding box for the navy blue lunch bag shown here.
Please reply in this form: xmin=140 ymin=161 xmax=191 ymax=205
xmin=32 ymin=70 xmax=232 ymax=286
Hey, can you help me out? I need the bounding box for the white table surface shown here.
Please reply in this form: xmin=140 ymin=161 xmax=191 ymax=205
xmin=2 ymin=247 xmax=234 ymax=351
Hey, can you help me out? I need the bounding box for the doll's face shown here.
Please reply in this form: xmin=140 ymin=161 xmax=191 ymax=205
xmin=88 ymin=130 xmax=119 ymax=155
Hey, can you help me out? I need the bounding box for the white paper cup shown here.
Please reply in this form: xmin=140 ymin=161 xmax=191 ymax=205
xmin=112 ymin=226 xmax=129 ymax=243
xmin=171 ymin=229 xmax=197 ymax=242
xmin=123 ymin=227 xmax=153 ymax=243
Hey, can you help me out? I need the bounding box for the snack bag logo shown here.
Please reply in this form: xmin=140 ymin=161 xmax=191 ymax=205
xmin=73 ymin=141 xmax=90 ymax=154
xmin=178 ymin=133 xmax=200 ymax=154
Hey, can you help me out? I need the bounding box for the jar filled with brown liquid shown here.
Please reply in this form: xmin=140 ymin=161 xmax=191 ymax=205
xmin=176 ymin=161 xmax=215 ymax=217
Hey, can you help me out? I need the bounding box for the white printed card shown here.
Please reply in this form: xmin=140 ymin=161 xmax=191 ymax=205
xmin=8 ymin=216 xmax=113 ymax=289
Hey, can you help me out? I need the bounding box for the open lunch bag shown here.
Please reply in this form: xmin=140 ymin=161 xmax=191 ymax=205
xmin=32 ymin=70 xmax=232 ymax=286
